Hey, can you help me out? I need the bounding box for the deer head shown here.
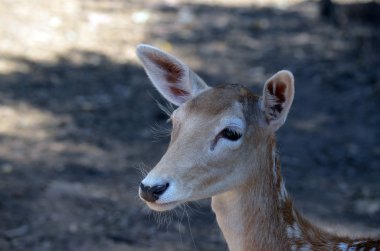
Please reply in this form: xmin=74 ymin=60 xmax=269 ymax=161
xmin=137 ymin=44 xmax=294 ymax=212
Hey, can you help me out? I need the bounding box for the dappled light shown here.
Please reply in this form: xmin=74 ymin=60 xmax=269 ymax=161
xmin=0 ymin=103 xmax=58 ymax=140
xmin=0 ymin=0 xmax=379 ymax=250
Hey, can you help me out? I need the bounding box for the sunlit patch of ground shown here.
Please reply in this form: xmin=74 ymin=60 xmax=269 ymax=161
xmin=0 ymin=103 xmax=60 ymax=140
xmin=0 ymin=0 xmax=146 ymax=65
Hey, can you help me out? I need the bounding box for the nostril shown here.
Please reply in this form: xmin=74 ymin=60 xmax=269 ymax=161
xmin=139 ymin=182 xmax=170 ymax=203
xmin=140 ymin=182 xmax=149 ymax=192
xmin=151 ymin=183 xmax=169 ymax=196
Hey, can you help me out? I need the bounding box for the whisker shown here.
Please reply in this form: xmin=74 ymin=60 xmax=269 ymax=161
xmin=151 ymin=122 xmax=172 ymax=141
xmin=184 ymin=205 xmax=198 ymax=251
xmin=176 ymin=205 xmax=187 ymax=250
xmin=156 ymin=99 xmax=175 ymax=118
xmin=148 ymin=92 xmax=175 ymax=118
xmin=132 ymin=162 xmax=150 ymax=179
xmin=184 ymin=202 xmax=206 ymax=215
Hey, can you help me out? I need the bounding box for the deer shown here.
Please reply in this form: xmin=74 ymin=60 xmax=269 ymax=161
xmin=136 ymin=44 xmax=380 ymax=251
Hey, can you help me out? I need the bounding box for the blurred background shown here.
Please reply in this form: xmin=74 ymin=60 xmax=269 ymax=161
xmin=0 ymin=0 xmax=379 ymax=250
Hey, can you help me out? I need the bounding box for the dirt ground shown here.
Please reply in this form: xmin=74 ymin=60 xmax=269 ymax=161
xmin=0 ymin=0 xmax=379 ymax=250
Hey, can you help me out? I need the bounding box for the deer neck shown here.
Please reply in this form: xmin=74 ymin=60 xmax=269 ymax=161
xmin=211 ymin=136 xmax=290 ymax=251
xmin=210 ymin=136 xmax=380 ymax=251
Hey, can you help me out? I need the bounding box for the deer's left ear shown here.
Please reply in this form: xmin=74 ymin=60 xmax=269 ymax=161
xmin=261 ymin=70 xmax=294 ymax=132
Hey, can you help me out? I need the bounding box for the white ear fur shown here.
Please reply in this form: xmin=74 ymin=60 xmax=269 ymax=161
xmin=261 ymin=70 xmax=294 ymax=132
xmin=136 ymin=44 xmax=208 ymax=106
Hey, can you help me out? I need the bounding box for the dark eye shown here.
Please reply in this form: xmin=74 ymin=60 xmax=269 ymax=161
xmin=220 ymin=128 xmax=242 ymax=141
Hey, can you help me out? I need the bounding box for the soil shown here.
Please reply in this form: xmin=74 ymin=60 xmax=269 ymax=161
xmin=0 ymin=0 xmax=379 ymax=250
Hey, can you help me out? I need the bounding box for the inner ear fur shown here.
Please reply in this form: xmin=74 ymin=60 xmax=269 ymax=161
xmin=262 ymin=70 xmax=294 ymax=131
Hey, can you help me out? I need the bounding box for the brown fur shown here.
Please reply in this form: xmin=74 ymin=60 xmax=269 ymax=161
xmin=169 ymin=86 xmax=188 ymax=96
xmin=146 ymin=52 xmax=186 ymax=85
xmin=282 ymin=198 xmax=295 ymax=226
xmin=186 ymin=84 xmax=250 ymax=116
xmin=268 ymin=80 xmax=286 ymax=103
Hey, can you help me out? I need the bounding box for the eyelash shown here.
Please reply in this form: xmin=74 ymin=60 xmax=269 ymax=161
xmin=210 ymin=127 xmax=243 ymax=151
xmin=219 ymin=128 xmax=242 ymax=141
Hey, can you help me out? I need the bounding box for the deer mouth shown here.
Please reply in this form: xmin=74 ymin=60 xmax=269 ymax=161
xmin=146 ymin=201 xmax=181 ymax=212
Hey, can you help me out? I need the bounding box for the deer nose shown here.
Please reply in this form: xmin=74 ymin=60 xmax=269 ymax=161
xmin=139 ymin=182 xmax=169 ymax=202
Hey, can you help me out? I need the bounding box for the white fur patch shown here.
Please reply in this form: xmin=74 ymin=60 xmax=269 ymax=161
xmin=141 ymin=174 xmax=164 ymax=187
xmin=351 ymin=241 xmax=371 ymax=251
xmin=289 ymin=243 xmax=315 ymax=251
xmin=287 ymin=222 xmax=301 ymax=239
xmin=287 ymin=226 xmax=293 ymax=237
xmin=290 ymin=245 xmax=298 ymax=251
xmin=293 ymin=223 xmax=301 ymax=238
xmin=299 ymin=244 xmax=312 ymax=251
xmin=279 ymin=181 xmax=288 ymax=201
xmin=272 ymin=150 xmax=277 ymax=181
xmin=353 ymin=241 xmax=364 ymax=245
xmin=337 ymin=243 xmax=348 ymax=250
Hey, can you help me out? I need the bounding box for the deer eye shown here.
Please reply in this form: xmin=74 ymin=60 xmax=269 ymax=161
xmin=220 ymin=128 xmax=242 ymax=141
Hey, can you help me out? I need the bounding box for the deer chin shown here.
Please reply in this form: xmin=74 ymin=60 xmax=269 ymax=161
xmin=146 ymin=201 xmax=181 ymax=212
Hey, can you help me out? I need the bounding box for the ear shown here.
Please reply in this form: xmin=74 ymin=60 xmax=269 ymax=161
xmin=136 ymin=44 xmax=208 ymax=106
xmin=261 ymin=70 xmax=294 ymax=132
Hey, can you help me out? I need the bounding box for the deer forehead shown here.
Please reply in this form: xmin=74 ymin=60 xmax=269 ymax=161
xmin=174 ymin=85 xmax=259 ymax=125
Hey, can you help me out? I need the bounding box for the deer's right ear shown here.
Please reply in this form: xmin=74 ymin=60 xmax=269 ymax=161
xmin=136 ymin=44 xmax=208 ymax=106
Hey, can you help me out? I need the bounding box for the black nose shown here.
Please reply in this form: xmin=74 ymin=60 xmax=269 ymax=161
xmin=139 ymin=182 xmax=169 ymax=202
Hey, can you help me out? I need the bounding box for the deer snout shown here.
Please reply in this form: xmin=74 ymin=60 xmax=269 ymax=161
xmin=139 ymin=182 xmax=169 ymax=202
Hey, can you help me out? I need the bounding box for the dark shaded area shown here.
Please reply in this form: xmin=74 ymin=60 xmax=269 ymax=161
xmin=0 ymin=52 xmax=153 ymax=144
xmin=0 ymin=1 xmax=379 ymax=251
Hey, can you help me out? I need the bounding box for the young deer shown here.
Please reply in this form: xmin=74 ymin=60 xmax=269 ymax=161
xmin=136 ymin=44 xmax=380 ymax=251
